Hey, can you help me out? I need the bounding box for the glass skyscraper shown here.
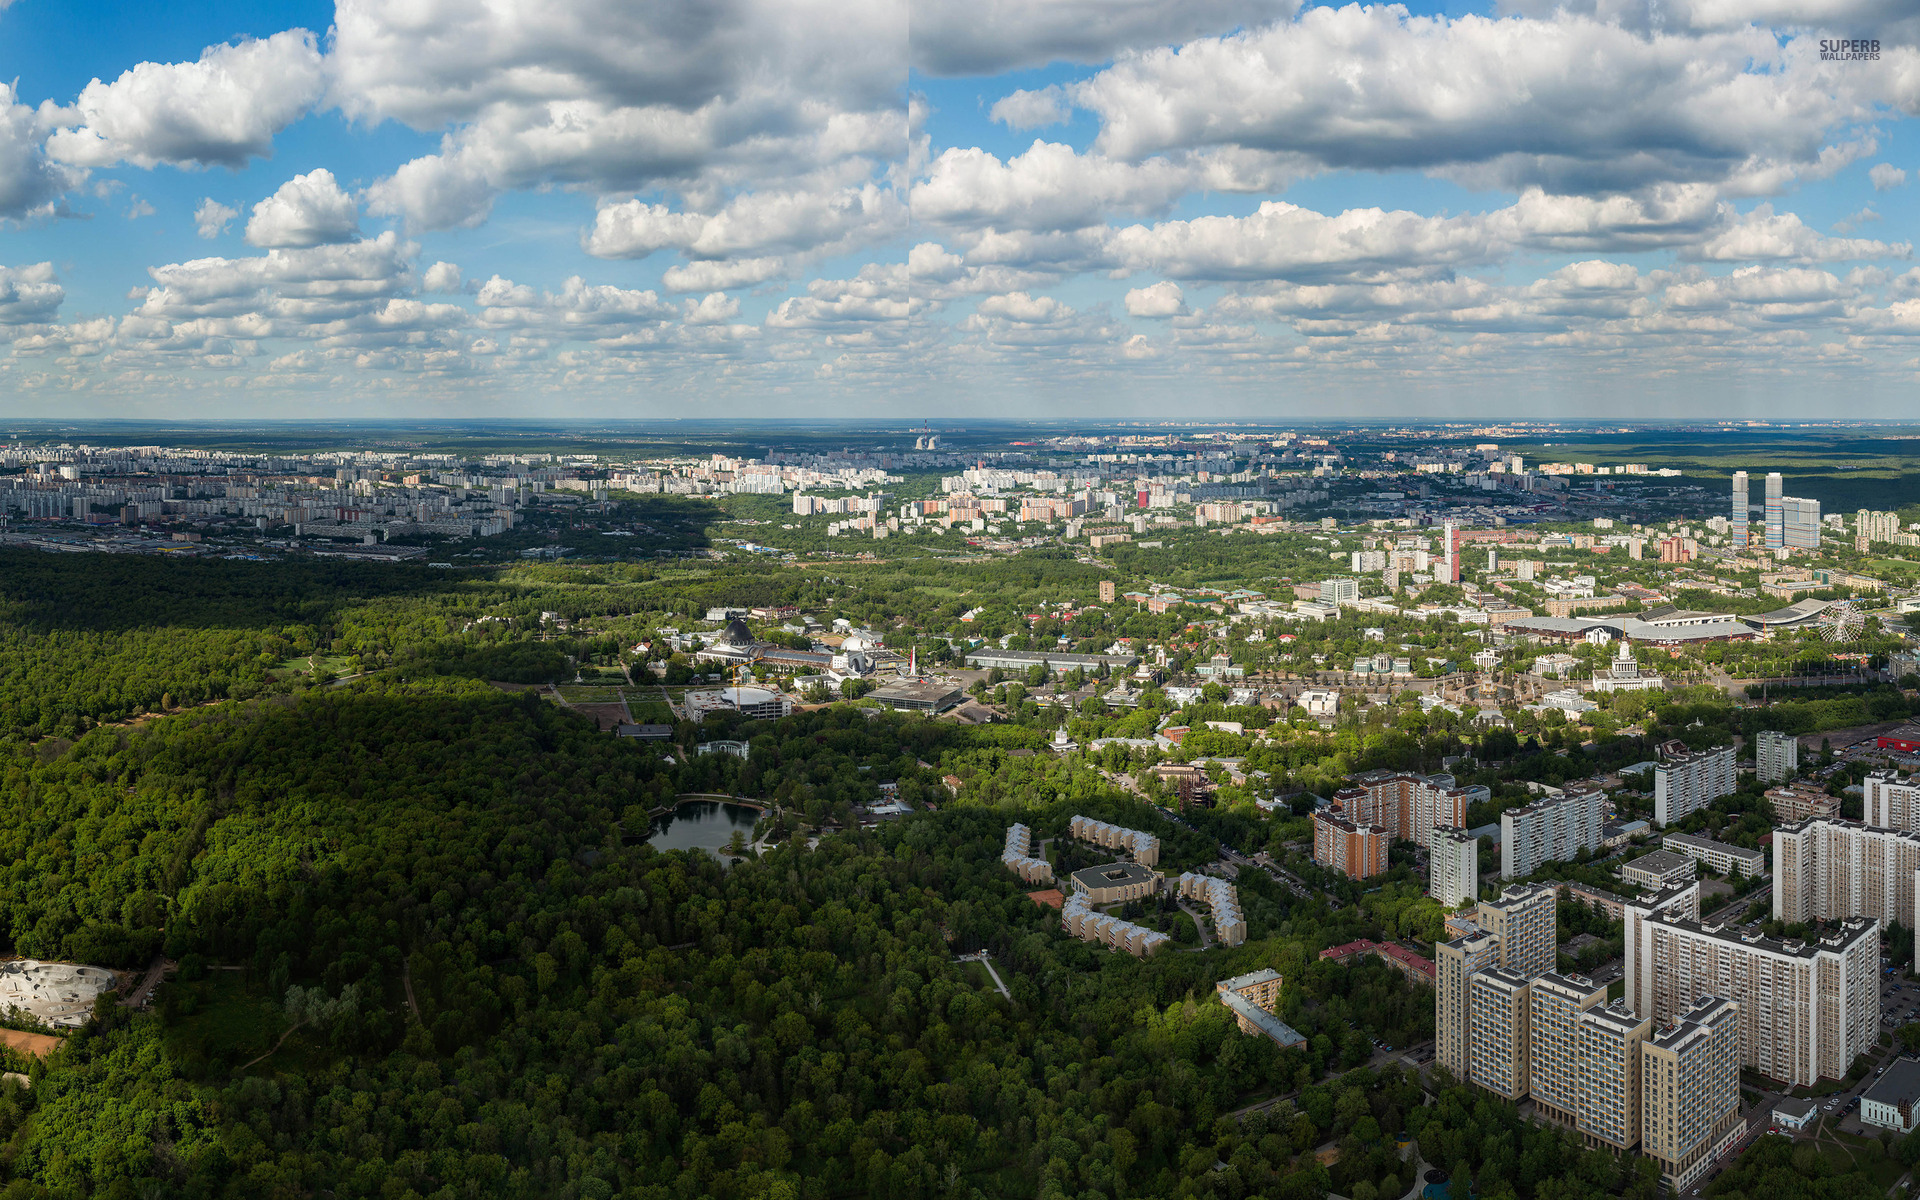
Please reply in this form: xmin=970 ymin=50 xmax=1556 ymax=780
xmin=1730 ymin=471 xmax=1748 ymax=546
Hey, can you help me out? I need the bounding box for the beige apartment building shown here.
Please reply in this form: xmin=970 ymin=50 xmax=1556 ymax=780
xmin=1576 ymin=998 xmax=1652 ymax=1153
xmin=1475 ymin=883 xmax=1558 ymax=979
xmin=1627 ymin=902 xmax=1877 ymax=1087
xmin=1069 ymin=815 xmax=1160 ymax=866
xmin=1435 ymin=884 xmax=1558 ymax=1082
xmin=1642 ymin=996 xmax=1744 ymax=1192
xmin=1469 ymin=967 xmax=1534 ymax=1100
xmin=1527 ymin=972 xmax=1607 ymax=1125
xmin=1773 ymin=817 xmax=1920 ymax=967
xmin=1435 ymin=929 xmax=1500 ymax=1080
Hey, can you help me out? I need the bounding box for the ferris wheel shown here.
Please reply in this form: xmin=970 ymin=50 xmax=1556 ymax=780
xmin=1820 ymin=603 xmax=1865 ymax=643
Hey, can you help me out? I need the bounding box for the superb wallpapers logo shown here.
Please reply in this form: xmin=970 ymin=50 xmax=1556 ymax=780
xmin=1820 ymin=38 xmax=1881 ymax=61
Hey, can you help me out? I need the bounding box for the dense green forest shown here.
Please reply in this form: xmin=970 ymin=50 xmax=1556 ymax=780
xmin=0 ymin=682 xmax=1446 ymax=1199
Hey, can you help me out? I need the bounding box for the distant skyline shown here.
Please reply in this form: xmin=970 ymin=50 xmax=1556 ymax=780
xmin=0 ymin=1 xmax=1917 ymax=417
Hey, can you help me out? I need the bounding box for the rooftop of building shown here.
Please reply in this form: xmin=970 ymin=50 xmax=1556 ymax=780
xmin=1217 ymin=988 xmax=1307 ymax=1047
xmin=1652 ymin=913 xmax=1877 ymax=958
xmin=1217 ymin=968 xmax=1282 ymax=992
xmin=1771 ymin=1097 xmax=1818 ymax=1120
xmin=1625 ymin=849 xmax=1696 ymax=877
xmin=1661 ymin=830 xmax=1759 ymax=853
xmin=1863 ymin=1058 xmax=1920 ymax=1110
xmin=1068 ymin=861 xmax=1161 ymax=892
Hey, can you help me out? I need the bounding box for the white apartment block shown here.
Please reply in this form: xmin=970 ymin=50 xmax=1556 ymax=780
xmin=1866 ymin=770 xmax=1920 ymax=832
xmin=1641 ymin=996 xmax=1744 ymax=1193
xmin=1654 ymin=746 xmax=1736 ymax=827
xmin=1661 ymin=831 xmax=1764 ymax=879
xmin=1500 ymin=782 xmax=1605 ymax=878
xmin=1772 ymin=817 xmax=1920 ymax=965
xmin=1622 ymin=881 xmax=1703 ymax=1014
xmin=1627 ymin=903 xmax=1877 ymax=1087
xmin=1527 ymin=972 xmax=1608 ymax=1125
xmin=1469 ymin=967 xmax=1534 ymax=1100
xmin=1576 ymin=998 xmax=1652 ymax=1153
xmin=1755 ymin=730 xmax=1799 ymax=784
xmin=1068 ymin=815 xmax=1160 ymax=866
xmin=1429 ymin=826 xmax=1479 ymax=909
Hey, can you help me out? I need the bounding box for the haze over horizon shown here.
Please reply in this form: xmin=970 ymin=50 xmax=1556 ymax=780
xmin=1 ymin=0 xmax=1918 ymax=418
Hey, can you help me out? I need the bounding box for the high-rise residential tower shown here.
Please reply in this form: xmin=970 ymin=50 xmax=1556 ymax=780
xmin=1731 ymin=471 xmax=1749 ymax=547
xmin=1765 ymin=472 xmax=1784 ymax=549
xmin=1756 ymin=729 xmax=1798 ymax=783
xmin=1641 ymin=996 xmax=1744 ymax=1193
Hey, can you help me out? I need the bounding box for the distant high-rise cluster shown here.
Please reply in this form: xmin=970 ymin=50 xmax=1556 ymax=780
xmin=1732 ymin=470 xmax=1820 ymax=553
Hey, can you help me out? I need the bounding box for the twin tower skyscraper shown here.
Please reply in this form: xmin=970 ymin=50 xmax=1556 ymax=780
xmin=1731 ymin=470 xmax=1820 ymax=552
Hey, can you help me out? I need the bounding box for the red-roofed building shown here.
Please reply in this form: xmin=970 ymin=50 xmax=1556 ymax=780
xmin=1317 ymin=939 xmax=1436 ymax=986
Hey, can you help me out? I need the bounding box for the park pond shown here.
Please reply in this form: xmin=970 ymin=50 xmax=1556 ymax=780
xmin=646 ymin=799 xmax=762 ymax=857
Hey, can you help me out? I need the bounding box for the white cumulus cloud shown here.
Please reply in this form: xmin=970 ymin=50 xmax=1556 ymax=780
xmin=1125 ymin=281 xmax=1188 ymax=317
xmin=44 ymin=31 xmax=325 ymax=170
xmin=194 ymin=199 xmax=238 ymax=239
xmin=245 ymin=169 xmax=360 ymax=248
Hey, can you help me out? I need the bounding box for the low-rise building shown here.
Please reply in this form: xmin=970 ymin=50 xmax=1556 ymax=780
xmin=1177 ymin=872 xmax=1247 ymax=947
xmin=1069 ymin=815 xmax=1160 ymax=866
xmin=1067 ymin=861 xmax=1162 ymax=905
xmin=1766 ymin=784 xmax=1840 ymax=823
xmin=1622 ymin=849 xmax=1696 ymax=889
xmin=1061 ymin=892 xmax=1171 ymax=956
xmin=1861 ymin=1058 xmax=1920 ymax=1134
xmin=1770 ymin=1096 xmax=1818 ymax=1131
xmin=1661 ymin=831 xmax=1764 ymax=878
xmin=1216 ymin=969 xmax=1306 ymax=1047
xmin=1002 ymin=823 xmax=1053 ymax=885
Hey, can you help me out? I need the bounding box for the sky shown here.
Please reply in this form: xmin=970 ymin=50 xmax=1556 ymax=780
xmin=0 ymin=0 xmax=1917 ymax=419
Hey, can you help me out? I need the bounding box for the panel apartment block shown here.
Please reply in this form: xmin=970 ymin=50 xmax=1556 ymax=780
xmin=1772 ymin=816 xmax=1920 ymax=966
xmin=1755 ymin=730 xmax=1799 ymax=784
xmin=1500 ymin=782 xmax=1605 ymax=879
xmin=1627 ymin=905 xmax=1877 ymax=1087
xmin=1654 ymin=746 xmax=1735 ymax=827
xmin=1866 ymin=770 xmax=1920 ymax=832
xmin=1429 ymin=826 xmax=1479 ymax=909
